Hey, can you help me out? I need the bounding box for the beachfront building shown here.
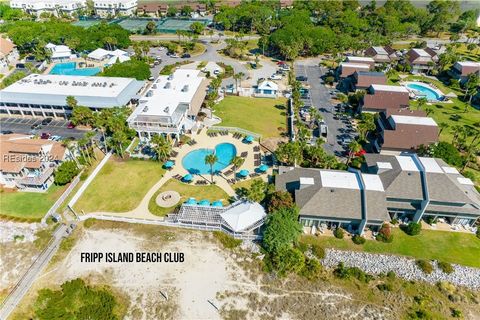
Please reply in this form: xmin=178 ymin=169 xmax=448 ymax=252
xmin=127 ymin=69 xmax=208 ymax=140
xmin=255 ymin=80 xmax=279 ymax=98
xmin=0 ymin=134 xmax=67 ymax=191
xmin=336 ymin=62 xmax=371 ymax=80
xmin=375 ymin=109 xmax=439 ymax=153
xmin=0 ymin=37 xmax=18 ymax=73
xmin=345 ymin=56 xmax=375 ymax=68
xmin=275 ymin=166 xmax=390 ymax=235
xmin=360 ymin=84 xmax=410 ymax=112
xmin=94 ymin=0 xmax=137 ymax=17
xmin=87 ymin=48 xmax=131 ymax=65
xmin=364 ymin=46 xmax=399 ymax=64
xmin=45 ymin=43 xmax=73 ymax=61
xmin=405 ymin=48 xmax=437 ymax=74
xmin=450 ymin=61 xmax=480 ymax=83
xmin=0 ymin=74 xmax=145 ymax=118
xmin=10 ymin=0 xmax=86 ymax=16
xmin=363 ymin=154 xmax=480 ymax=227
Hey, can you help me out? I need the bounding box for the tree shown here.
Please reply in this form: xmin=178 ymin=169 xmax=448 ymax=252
xmin=54 ymin=161 xmax=80 ymax=185
xmin=263 ymin=207 xmax=301 ymax=254
xmin=167 ymin=6 xmax=177 ymax=17
xmin=464 ymin=73 xmax=479 ymax=105
xmin=110 ymin=130 xmax=128 ymax=158
xmin=100 ymin=59 xmax=151 ymax=80
xmin=438 ymin=122 xmax=449 ymax=137
xmin=70 ymin=106 xmax=94 ymax=126
xmin=430 ymin=141 xmax=464 ymax=167
xmin=151 ymin=134 xmax=171 ymax=162
xmin=205 ymin=153 xmax=218 ymax=183
xmin=275 ymin=141 xmax=303 ymax=166
xmin=66 ymin=96 xmax=78 ymax=109
xmin=181 ymin=5 xmax=193 ymax=16
xmin=190 ymin=21 xmax=205 ymax=35
xmin=417 ymin=97 xmax=428 ymax=111
xmin=346 ymin=140 xmax=362 ymax=165
xmin=145 ymin=21 xmax=156 ymax=34
xmin=232 ymin=72 xmax=244 ymax=92
xmin=230 ymin=156 xmax=244 ymax=178
xmin=357 ymin=113 xmax=376 ymax=142
xmin=245 ymin=179 xmax=267 ymax=203
xmin=267 ymin=191 xmax=294 ymax=213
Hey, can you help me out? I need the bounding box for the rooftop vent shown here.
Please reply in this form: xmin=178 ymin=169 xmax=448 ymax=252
xmin=182 ymin=85 xmax=189 ymax=92
xmin=143 ymin=106 xmax=149 ymax=112
xmin=167 ymin=74 xmax=174 ymax=80
xmin=163 ymin=106 xmax=169 ymax=113
xmin=164 ymin=82 xmax=171 ymax=89
xmin=146 ymin=90 xmax=154 ymax=97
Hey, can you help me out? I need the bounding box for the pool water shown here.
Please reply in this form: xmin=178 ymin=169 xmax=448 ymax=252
xmin=182 ymin=143 xmax=237 ymax=175
xmin=406 ymin=83 xmax=442 ymax=101
xmin=50 ymin=62 xmax=101 ymax=76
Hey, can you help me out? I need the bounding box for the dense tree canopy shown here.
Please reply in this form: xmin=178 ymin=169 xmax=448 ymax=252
xmin=1 ymin=21 xmax=131 ymax=54
xmin=54 ymin=161 xmax=80 ymax=185
xmin=99 ymin=59 xmax=151 ymax=80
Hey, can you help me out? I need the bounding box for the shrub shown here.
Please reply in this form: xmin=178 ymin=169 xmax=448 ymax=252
xmin=310 ymin=243 xmax=325 ymax=259
xmin=416 ymin=259 xmax=433 ymax=274
xmin=387 ymin=271 xmax=396 ymax=280
xmin=299 ymin=257 xmax=322 ymax=280
xmin=404 ymin=222 xmax=422 ymax=236
xmin=333 ymin=263 xmax=373 ymax=283
xmin=83 ymin=218 xmax=97 ymax=228
xmin=391 ymin=218 xmax=399 ymax=225
xmin=438 ymin=261 xmax=454 ymax=274
xmin=476 ymin=228 xmax=480 ymax=239
xmin=376 ymin=223 xmax=394 ymax=243
xmin=54 ymin=161 xmax=80 ymax=185
xmin=377 ymin=283 xmax=393 ymax=292
xmin=213 ymin=231 xmax=241 ymax=249
xmin=333 ymin=228 xmax=344 ymax=239
xmin=451 ymin=308 xmax=462 ymax=318
xmin=267 ymin=191 xmax=294 ymax=213
xmin=352 ymin=234 xmax=366 ymax=245
xmin=424 ymin=216 xmax=436 ymax=225
xmin=296 ymin=241 xmax=308 ymax=253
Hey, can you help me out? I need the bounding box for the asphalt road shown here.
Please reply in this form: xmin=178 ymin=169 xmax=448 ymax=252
xmin=0 ymin=224 xmax=71 ymax=320
xmin=0 ymin=117 xmax=89 ymax=139
xmin=294 ymin=60 xmax=357 ymax=158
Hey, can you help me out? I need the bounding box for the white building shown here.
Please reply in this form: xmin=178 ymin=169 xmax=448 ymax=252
xmin=94 ymin=0 xmax=137 ymax=17
xmin=45 ymin=43 xmax=73 ymax=61
xmin=10 ymin=0 xmax=86 ymax=17
xmin=0 ymin=37 xmax=18 ymax=73
xmin=87 ymin=48 xmax=131 ymax=65
xmin=255 ymin=80 xmax=279 ymax=98
xmin=128 ymin=69 xmax=208 ymax=140
xmin=0 ymin=74 xmax=145 ymax=118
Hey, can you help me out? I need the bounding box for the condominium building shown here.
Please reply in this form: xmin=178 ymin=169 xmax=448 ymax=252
xmin=360 ymin=84 xmax=410 ymax=112
xmin=127 ymin=69 xmax=208 ymax=140
xmin=10 ymin=0 xmax=86 ymax=16
xmin=0 ymin=74 xmax=145 ymax=118
xmin=0 ymin=134 xmax=67 ymax=191
xmin=93 ymin=0 xmax=137 ymax=17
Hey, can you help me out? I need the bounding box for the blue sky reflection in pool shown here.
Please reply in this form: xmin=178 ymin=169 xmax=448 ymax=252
xmin=182 ymin=143 xmax=236 ymax=175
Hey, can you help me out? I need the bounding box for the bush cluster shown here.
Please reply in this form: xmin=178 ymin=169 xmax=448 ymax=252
xmin=333 ymin=228 xmax=344 ymax=239
xmin=438 ymin=261 xmax=454 ymax=274
xmin=404 ymin=222 xmax=422 ymax=236
xmin=416 ymin=259 xmax=433 ymax=274
xmin=310 ymin=243 xmax=325 ymax=259
xmin=376 ymin=223 xmax=394 ymax=243
xmin=334 ymin=262 xmax=373 ymax=283
xmin=351 ymin=235 xmax=366 ymax=245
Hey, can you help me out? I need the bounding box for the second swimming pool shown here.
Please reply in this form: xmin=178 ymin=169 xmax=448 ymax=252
xmin=49 ymin=62 xmax=101 ymax=76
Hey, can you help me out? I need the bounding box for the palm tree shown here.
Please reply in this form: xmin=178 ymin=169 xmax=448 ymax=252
xmin=230 ymin=156 xmax=244 ymax=178
xmin=438 ymin=122 xmax=449 ymax=137
xmin=205 ymin=153 xmax=218 ymax=183
xmin=66 ymin=96 xmax=78 ymax=109
xmin=347 ymin=140 xmax=362 ymax=165
xmin=417 ymin=97 xmax=427 ymax=111
xmin=151 ymin=134 xmax=172 ymax=162
xmin=232 ymin=72 xmax=244 ymax=93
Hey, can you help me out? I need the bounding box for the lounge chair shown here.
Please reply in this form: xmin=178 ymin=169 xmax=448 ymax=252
xmin=240 ymin=151 xmax=248 ymax=157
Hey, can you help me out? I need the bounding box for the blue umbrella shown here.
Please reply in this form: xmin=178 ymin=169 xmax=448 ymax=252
xmin=244 ymin=135 xmax=254 ymax=143
xmin=183 ymin=174 xmax=193 ymax=182
xmin=163 ymin=160 xmax=174 ymax=168
xmin=238 ymin=169 xmax=249 ymax=177
xmin=212 ymin=200 xmax=223 ymax=207
xmin=198 ymin=199 xmax=210 ymax=206
xmin=185 ymin=198 xmax=197 ymax=205
xmin=258 ymin=164 xmax=268 ymax=172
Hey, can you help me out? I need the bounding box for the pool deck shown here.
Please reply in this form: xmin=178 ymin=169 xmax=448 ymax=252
xmin=402 ymin=80 xmax=447 ymax=102
xmin=43 ymin=58 xmax=105 ymax=75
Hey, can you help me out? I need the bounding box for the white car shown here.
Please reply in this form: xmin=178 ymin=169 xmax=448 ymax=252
xmin=270 ymin=74 xmax=282 ymax=80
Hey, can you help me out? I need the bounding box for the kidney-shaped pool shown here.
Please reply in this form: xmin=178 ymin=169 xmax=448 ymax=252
xmin=182 ymin=143 xmax=237 ymax=175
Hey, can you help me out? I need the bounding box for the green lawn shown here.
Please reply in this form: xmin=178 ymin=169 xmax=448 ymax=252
xmin=213 ymin=96 xmax=287 ymax=138
xmin=149 ymin=178 xmax=229 ymax=216
xmin=74 ymin=158 xmax=165 ymax=213
xmin=300 ymin=228 xmax=480 ymax=268
xmin=0 ymin=185 xmax=67 ymax=221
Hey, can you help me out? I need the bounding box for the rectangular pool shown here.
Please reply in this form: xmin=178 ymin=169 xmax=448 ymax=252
xmin=49 ymin=62 xmax=101 ymax=76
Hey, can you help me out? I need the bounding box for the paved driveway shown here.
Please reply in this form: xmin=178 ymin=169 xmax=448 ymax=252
xmin=294 ymin=60 xmax=357 ymax=158
xmin=0 ymin=117 xmax=89 ymax=139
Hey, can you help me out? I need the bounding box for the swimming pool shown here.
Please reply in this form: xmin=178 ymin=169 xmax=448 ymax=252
xmin=49 ymin=62 xmax=101 ymax=76
xmin=405 ymin=82 xmax=443 ymax=101
xmin=182 ymin=143 xmax=237 ymax=175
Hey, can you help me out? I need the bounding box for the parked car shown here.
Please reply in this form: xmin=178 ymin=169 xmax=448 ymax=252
xmin=270 ymin=74 xmax=282 ymax=80
xmin=67 ymin=122 xmax=76 ymax=129
xmin=213 ymin=69 xmax=221 ymax=75
xmin=31 ymin=123 xmax=41 ymax=130
xmin=296 ymin=76 xmax=308 ymax=81
xmin=181 ymin=53 xmax=191 ymax=58
xmin=41 ymin=117 xmax=53 ymax=125
xmin=40 ymin=132 xmax=51 ymax=139
xmin=1 ymin=130 xmax=13 ymax=134
xmin=148 ymin=76 xmax=155 ymax=81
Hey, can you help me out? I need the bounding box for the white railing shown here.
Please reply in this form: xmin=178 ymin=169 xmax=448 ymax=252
xmin=41 ymin=174 xmax=82 ymax=225
xmin=209 ymin=126 xmax=262 ymax=139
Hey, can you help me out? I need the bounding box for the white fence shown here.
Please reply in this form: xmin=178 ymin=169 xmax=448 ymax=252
xmin=41 ymin=174 xmax=82 ymax=225
xmin=78 ymin=214 xmax=262 ymax=240
xmin=209 ymin=126 xmax=262 ymax=139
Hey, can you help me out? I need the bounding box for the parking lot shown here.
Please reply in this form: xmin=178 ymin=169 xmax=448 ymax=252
xmin=0 ymin=117 xmax=88 ymax=139
xmin=294 ymin=60 xmax=358 ymax=158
